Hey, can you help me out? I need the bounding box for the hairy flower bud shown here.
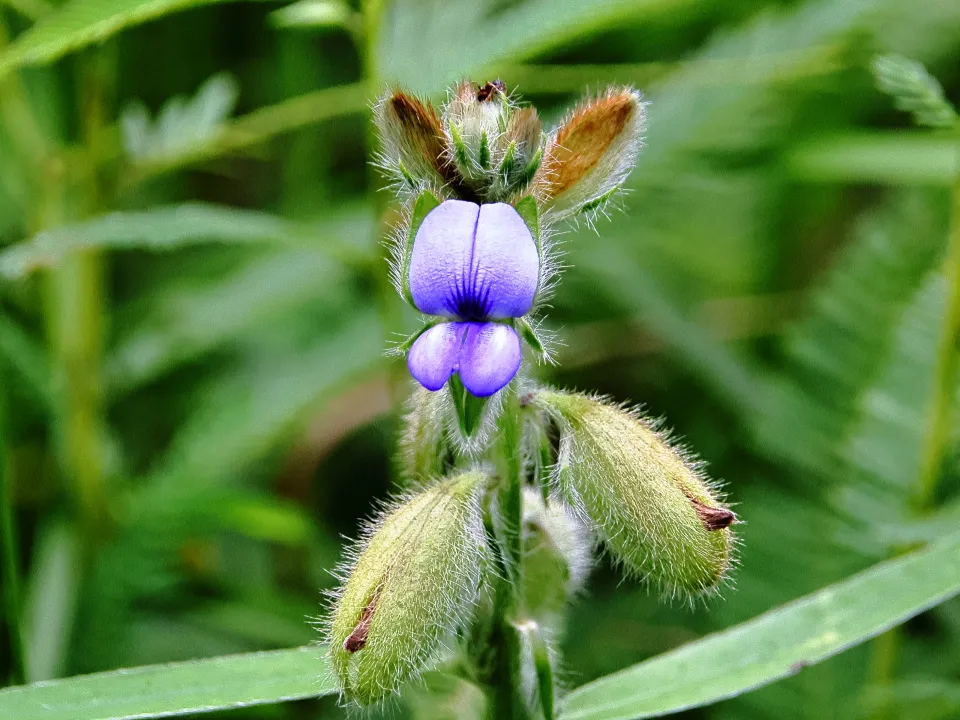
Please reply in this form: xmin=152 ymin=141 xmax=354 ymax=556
xmin=326 ymin=472 xmax=488 ymax=704
xmin=521 ymin=489 xmax=592 ymax=622
xmin=374 ymin=91 xmax=459 ymax=194
xmin=397 ymin=386 xmax=451 ymax=482
xmin=534 ymin=88 xmax=646 ymax=220
xmin=534 ymin=390 xmax=735 ymax=598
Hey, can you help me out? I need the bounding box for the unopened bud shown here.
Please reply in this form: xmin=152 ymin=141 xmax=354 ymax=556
xmin=521 ymin=488 xmax=592 ymax=622
xmin=326 ymin=472 xmax=488 ymax=704
xmin=397 ymin=385 xmax=452 ymax=481
xmin=534 ymin=390 xmax=735 ymax=598
xmin=534 ymin=88 xmax=646 ymax=219
xmin=374 ymin=91 xmax=460 ymax=193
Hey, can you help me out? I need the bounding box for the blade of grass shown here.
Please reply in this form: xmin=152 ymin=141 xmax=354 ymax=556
xmin=0 ymin=645 xmax=333 ymax=720
xmin=559 ymin=530 xmax=960 ymax=720
xmin=786 ymin=132 xmax=958 ymax=186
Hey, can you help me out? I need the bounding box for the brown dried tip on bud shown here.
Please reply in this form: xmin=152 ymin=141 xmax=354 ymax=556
xmin=374 ymin=91 xmax=460 ymax=191
xmin=534 ymin=87 xmax=646 ymax=219
xmin=690 ymin=498 xmax=737 ymax=531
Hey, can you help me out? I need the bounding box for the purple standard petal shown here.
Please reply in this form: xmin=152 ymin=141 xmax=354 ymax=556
xmin=458 ymin=322 xmax=522 ymax=397
xmin=472 ymin=203 xmax=539 ymax=319
xmin=407 ymin=323 xmax=465 ymax=391
xmin=408 ymin=200 xmax=539 ymax=321
xmin=408 ymin=200 xmax=479 ymax=318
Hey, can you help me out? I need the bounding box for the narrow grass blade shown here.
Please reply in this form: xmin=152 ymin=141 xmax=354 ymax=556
xmin=0 ymin=645 xmax=333 ymax=720
xmin=560 ymin=531 xmax=960 ymax=720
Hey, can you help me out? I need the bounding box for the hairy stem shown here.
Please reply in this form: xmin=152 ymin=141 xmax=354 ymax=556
xmin=488 ymin=386 xmax=535 ymax=720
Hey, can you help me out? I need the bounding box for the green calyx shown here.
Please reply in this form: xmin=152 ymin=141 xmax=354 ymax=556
xmin=327 ymin=472 xmax=488 ymax=705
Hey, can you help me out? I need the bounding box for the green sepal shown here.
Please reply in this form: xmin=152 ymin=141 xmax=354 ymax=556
xmin=450 ymin=123 xmax=469 ymax=169
xmin=395 ymin=319 xmax=441 ymax=355
xmin=516 ymin=620 xmax=555 ymax=720
xmin=513 ymin=195 xmax=541 ymax=257
xmin=499 ymin=140 xmax=518 ymax=180
xmin=397 ymin=160 xmax=417 ymax=191
xmin=400 ymin=190 xmax=442 ymax=306
xmin=449 ymin=373 xmax=489 ymax=438
xmin=536 ymin=428 xmax=553 ymax=506
xmin=579 ymin=184 xmax=620 ymax=215
xmin=478 ymin=132 xmax=490 ymax=170
xmin=514 ymin=316 xmax=545 ymax=357
xmin=519 ymin=145 xmax=543 ymax=188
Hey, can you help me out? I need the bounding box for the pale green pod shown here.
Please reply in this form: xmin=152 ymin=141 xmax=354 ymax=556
xmin=326 ymin=472 xmax=488 ymax=705
xmin=535 ymin=390 xmax=736 ymax=598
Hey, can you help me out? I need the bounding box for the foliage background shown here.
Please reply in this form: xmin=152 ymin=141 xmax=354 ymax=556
xmin=1 ymin=0 xmax=959 ymax=718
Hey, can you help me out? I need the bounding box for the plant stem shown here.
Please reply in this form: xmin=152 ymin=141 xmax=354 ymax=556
xmin=488 ymin=386 xmax=534 ymax=720
xmin=867 ymin=142 xmax=960 ymax=720
xmin=914 ymin=156 xmax=960 ymax=511
xmin=0 ymin=383 xmax=26 ymax=684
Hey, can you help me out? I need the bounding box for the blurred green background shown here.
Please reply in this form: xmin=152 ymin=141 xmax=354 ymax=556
xmin=1 ymin=0 xmax=959 ymax=718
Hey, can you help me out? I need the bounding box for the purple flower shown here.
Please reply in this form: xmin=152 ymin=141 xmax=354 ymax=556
xmin=406 ymin=200 xmax=539 ymax=397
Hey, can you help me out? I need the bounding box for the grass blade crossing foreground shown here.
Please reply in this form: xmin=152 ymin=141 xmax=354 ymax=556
xmin=0 ymin=645 xmax=333 ymax=720
xmin=2 ymin=534 xmax=958 ymax=719
xmin=560 ymin=531 xmax=960 ymax=720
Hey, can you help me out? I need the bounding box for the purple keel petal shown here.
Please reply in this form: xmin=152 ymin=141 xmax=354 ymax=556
xmin=472 ymin=203 xmax=539 ymax=319
xmin=408 ymin=200 xmax=479 ymax=317
xmin=458 ymin=322 xmax=522 ymax=397
xmin=407 ymin=323 xmax=465 ymax=391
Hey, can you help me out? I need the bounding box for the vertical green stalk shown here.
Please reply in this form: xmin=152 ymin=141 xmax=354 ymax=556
xmin=868 ymin=142 xmax=960 ymax=720
xmin=0 ymin=383 xmax=25 ymax=685
xmin=46 ymin=48 xmax=114 ymax=553
xmin=488 ymin=386 xmax=535 ymax=720
xmin=914 ymin=155 xmax=960 ymax=511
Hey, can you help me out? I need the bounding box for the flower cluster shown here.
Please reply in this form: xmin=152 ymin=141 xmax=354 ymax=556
xmin=381 ymin=80 xmax=646 ymax=412
xmin=324 ymin=81 xmax=738 ymax=712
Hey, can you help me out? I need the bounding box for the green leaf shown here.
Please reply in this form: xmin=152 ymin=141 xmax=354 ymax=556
xmin=269 ymin=0 xmax=355 ymax=30
xmin=0 ymin=0 xmax=264 ymax=78
xmin=377 ymin=0 xmax=686 ymax=95
xmin=787 ymin=132 xmax=959 ymax=186
xmin=22 ymin=522 xmax=81 ymax=682
xmin=0 ymin=204 xmax=313 ymax=279
xmin=559 ymin=531 xmax=960 ymax=720
xmin=0 ymin=645 xmax=334 ymax=720
xmin=0 ymin=311 xmax=51 ymax=410
xmin=872 ymin=54 xmax=959 ymax=128
xmin=120 ymin=73 xmax=239 ymax=162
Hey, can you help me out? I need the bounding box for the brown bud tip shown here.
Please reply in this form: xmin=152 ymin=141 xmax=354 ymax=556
xmin=376 ymin=91 xmax=460 ymax=187
xmin=691 ymin=501 xmax=737 ymax=531
xmin=343 ymin=589 xmax=379 ymax=653
xmin=535 ymin=87 xmax=645 ymax=218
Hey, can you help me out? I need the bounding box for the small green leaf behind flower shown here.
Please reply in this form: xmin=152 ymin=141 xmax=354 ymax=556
xmin=872 ymin=54 xmax=958 ymax=129
xmin=534 ymin=390 xmax=736 ymax=600
xmin=325 ymin=472 xmax=489 ymax=705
